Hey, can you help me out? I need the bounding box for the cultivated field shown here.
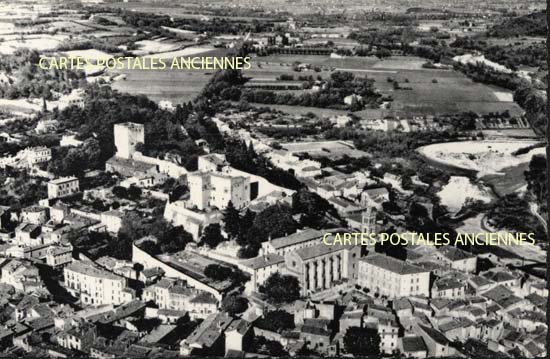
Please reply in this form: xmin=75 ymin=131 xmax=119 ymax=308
xmin=250 ymin=54 xmax=524 ymax=117
xmin=110 ymin=47 xmax=228 ymax=104
xmin=0 ymin=34 xmax=69 ymax=54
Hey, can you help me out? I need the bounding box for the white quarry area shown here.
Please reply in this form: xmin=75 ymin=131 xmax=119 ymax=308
xmin=418 ymin=141 xmax=545 ymax=177
xmin=437 ymin=176 xmax=493 ymax=213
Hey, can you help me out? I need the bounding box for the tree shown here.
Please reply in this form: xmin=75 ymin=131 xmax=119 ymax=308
xmin=247 ymin=204 xmax=299 ymax=243
xmin=255 ymin=310 xmax=295 ymax=333
xmin=118 ymin=214 xmax=193 ymax=255
xmin=204 ymin=264 xmax=231 ymax=281
xmin=259 ymin=272 xmax=300 ymax=304
xmin=292 ymin=188 xmax=343 ymax=228
xmin=343 ymin=327 xmax=381 ymax=357
xmin=127 ymin=185 xmax=142 ymax=200
xmin=375 ymin=226 xmax=407 ymax=260
xmin=200 ymin=224 xmax=225 ymax=248
xmin=221 ymin=295 xmax=248 ymax=315
xmin=112 ymin=186 xmax=128 ymax=198
xmin=223 ymin=201 xmax=241 ymax=239
xmin=251 ymin=335 xmax=288 ymax=356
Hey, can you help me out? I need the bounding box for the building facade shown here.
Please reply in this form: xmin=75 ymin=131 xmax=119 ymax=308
xmin=48 ymin=177 xmax=80 ymax=199
xmin=284 ymin=243 xmax=360 ymax=296
xmin=188 ymin=172 xmax=250 ymax=210
xmin=358 ymin=254 xmax=430 ymax=298
xmin=64 ymin=261 xmax=134 ymax=306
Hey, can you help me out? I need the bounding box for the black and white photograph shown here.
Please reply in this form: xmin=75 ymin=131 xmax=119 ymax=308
xmin=0 ymin=0 xmax=548 ymax=357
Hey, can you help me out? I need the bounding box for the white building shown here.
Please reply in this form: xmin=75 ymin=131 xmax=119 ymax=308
xmin=164 ymin=200 xmax=223 ymax=240
xmin=60 ymin=134 xmax=84 ymax=147
xmin=0 ymin=258 xmax=45 ymax=293
xmin=142 ymin=278 xmax=218 ymax=320
xmin=64 ymin=261 xmax=134 ymax=306
xmin=240 ymin=253 xmax=285 ymax=293
xmin=46 ymin=244 xmax=73 ymax=268
xmin=358 ymin=254 xmax=430 ymax=298
xmin=261 ymin=228 xmax=325 ymax=256
xmin=48 ymin=177 xmax=80 ymax=199
xmin=436 ymin=246 xmax=477 ymax=273
xmin=284 ymin=243 xmax=361 ymax=296
xmin=114 ymin=122 xmax=145 ymax=159
xmin=25 ymin=146 xmax=52 ymax=166
xmin=188 ymin=172 xmax=250 ymax=210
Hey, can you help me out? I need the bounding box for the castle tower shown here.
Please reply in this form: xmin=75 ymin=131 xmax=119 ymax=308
xmin=114 ymin=122 xmax=145 ymax=159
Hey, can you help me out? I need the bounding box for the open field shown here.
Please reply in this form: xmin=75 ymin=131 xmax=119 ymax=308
xmin=110 ymin=47 xmax=227 ymax=104
xmin=245 ymin=102 xmax=351 ymax=118
xmin=0 ymin=34 xmax=69 ymax=54
xmin=251 ymin=54 xmax=524 ymax=117
xmin=281 ymin=140 xmax=368 ymax=159
xmin=132 ymin=39 xmax=182 ymax=55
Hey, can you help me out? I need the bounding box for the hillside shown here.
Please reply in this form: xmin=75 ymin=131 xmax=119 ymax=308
xmin=487 ymin=11 xmax=546 ymax=38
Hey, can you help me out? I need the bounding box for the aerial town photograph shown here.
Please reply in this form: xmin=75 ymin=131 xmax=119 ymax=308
xmin=0 ymin=0 xmax=548 ymax=357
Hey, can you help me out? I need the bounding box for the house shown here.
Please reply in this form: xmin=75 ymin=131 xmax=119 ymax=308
xmin=482 ymin=270 xmax=520 ymax=289
xmin=400 ymin=336 xmax=428 ymax=358
xmin=47 ymin=177 xmax=80 ymax=199
xmin=415 ymin=324 xmax=457 ymax=358
xmin=299 ymin=319 xmax=336 ymax=355
xmin=436 ymin=246 xmax=476 ymax=273
xmin=179 ymin=312 xmax=233 ymax=356
xmin=14 ymin=223 xmax=42 ymax=246
xmin=64 ymin=261 xmax=134 ymax=306
xmin=138 ymin=267 xmax=165 ymax=284
xmin=240 ymin=253 xmax=285 ymax=293
xmin=20 ymin=206 xmax=49 ymax=225
xmin=45 ymin=244 xmax=73 ymax=268
xmin=360 ymin=187 xmax=390 ymax=208
xmin=224 ymin=319 xmax=253 ymax=354
xmin=468 ymin=275 xmax=496 ymax=295
xmin=142 ymin=278 xmax=218 ymax=320
xmin=0 ymin=259 xmax=45 ymax=294
xmin=432 ymin=277 xmax=466 ymax=299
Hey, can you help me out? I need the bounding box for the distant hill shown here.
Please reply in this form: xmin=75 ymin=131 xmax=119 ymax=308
xmin=487 ymin=11 xmax=546 ymax=38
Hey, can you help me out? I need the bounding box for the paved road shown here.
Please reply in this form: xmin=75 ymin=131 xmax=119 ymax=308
xmin=529 ymin=202 xmax=548 ymax=232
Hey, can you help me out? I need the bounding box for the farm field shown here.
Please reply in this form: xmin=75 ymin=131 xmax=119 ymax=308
xmin=250 ymin=54 xmax=524 ymax=117
xmin=0 ymin=34 xmax=69 ymax=54
xmin=244 ymin=103 xmax=351 ymax=118
xmin=132 ymin=39 xmax=183 ymax=56
xmin=110 ymin=47 xmax=227 ymax=104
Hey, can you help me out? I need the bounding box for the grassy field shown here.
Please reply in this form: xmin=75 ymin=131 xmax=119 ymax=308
xmin=250 ymin=54 xmax=524 ymax=117
xmin=481 ymin=162 xmax=530 ymax=197
xmin=110 ymin=47 xmax=227 ymax=104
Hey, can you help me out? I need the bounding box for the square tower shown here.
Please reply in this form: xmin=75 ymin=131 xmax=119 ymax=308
xmin=114 ymin=122 xmax=145 ymax=159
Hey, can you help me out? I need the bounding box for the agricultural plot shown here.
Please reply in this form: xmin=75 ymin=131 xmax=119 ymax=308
xmin=110 ymin=47 xmax=227 ymax=104
xmin=132 ymin=39 xmax=183 ymax=55
xmin=0 ymin=34 xmax=69 ymax=54
xmin=250 ymin=54 xmax=523 ymax=117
